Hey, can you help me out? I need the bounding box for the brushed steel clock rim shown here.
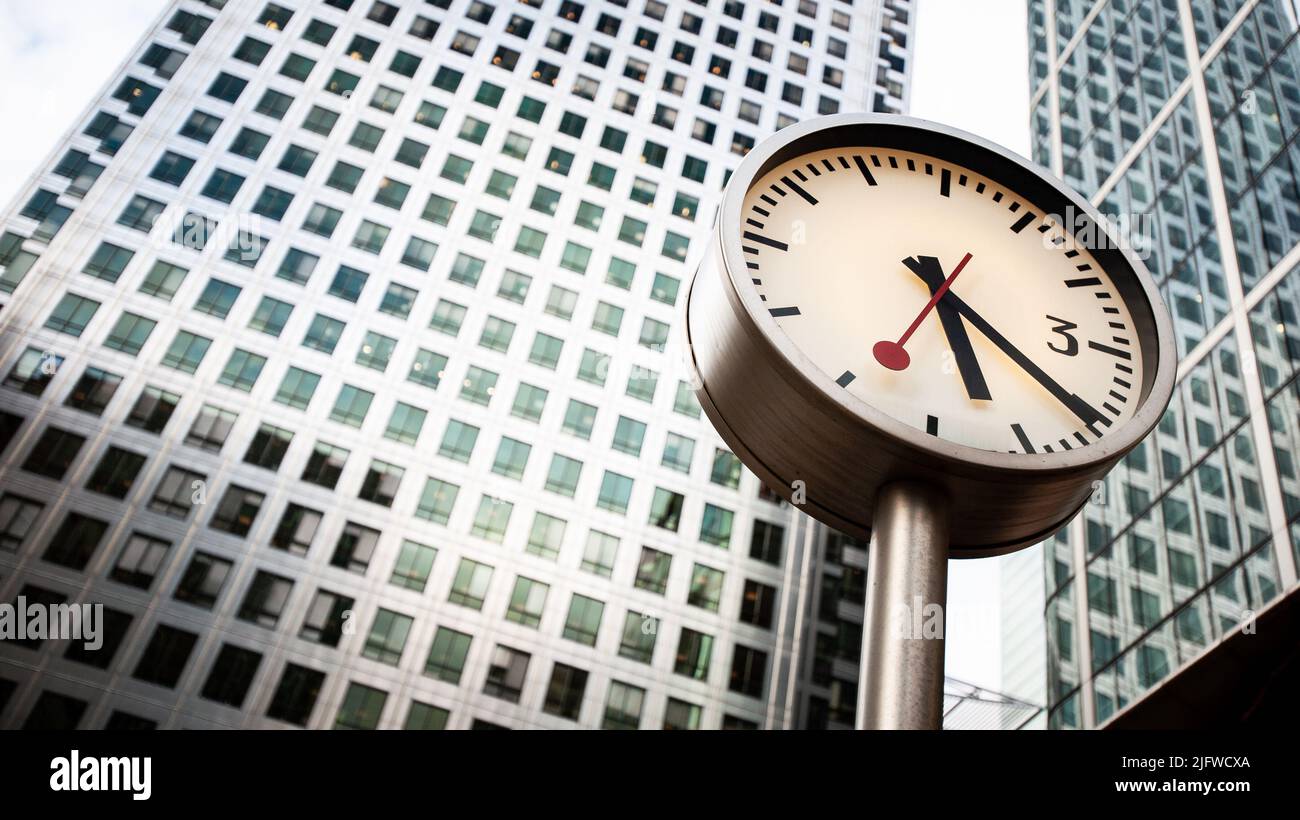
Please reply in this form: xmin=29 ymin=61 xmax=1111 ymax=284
xmin=712 ymin=112 xmax=1177 ymax=475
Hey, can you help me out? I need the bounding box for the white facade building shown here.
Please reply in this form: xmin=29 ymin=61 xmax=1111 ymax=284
xmin=0 ymin=0 xmax=914 ymax=730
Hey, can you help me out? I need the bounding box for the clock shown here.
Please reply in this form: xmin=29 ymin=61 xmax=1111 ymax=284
xmin=685 ymin=114 xmax=1176 ymax=556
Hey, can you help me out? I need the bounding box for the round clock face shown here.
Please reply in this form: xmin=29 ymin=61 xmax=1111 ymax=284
xmin=740 ymin=146 xmax=1144 ymax=455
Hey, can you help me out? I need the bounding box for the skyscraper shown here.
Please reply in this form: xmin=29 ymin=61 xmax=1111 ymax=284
xmin=0 ymin=0 xmax=914 ymax=730
xmin=1028 ymin=0 xmax=1300 ymax=727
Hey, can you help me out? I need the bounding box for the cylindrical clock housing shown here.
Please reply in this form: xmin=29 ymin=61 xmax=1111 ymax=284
xmin=685 ymin=114 xmax=1176 ymax=557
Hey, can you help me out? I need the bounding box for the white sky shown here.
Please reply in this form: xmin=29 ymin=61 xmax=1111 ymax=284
xmin=0 ymin=0 xmax=1033 ymax=694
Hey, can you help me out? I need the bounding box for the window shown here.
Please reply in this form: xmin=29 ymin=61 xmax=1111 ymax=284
xmin=237 ymin=570 xmax=292 ymax=628
xmin=266 ymin=664 xmax=325 ymax=727
xmin=741 ymin=580 xmax=777 ymax=629
xmin=45 ymin=293 xmax=100 ymax=336
xmin=661 ymin=433 xmax=694 ymax=473
xmin=150 ymin=151 xmax=195 ymax=186
xmin=4 ymin=348 xmax=60 ymax=396
xmin=111 ymin=532 xmax=170 ymax=589
xmin=210 ymin=484 xmax=265 ymax=536
xmin=302 ymin=105 xmax=339 ymax=136
xmin=425 ymin=627 xmax=472 ymax=684
xmin=85 ymin=446 xmax=146 ymax=498
xmin=179 ymin=110 xmax=222 ymax=143
xmin=439 ymin=419 xmax=479 ymax=463
xmin=41 ymin=513 xmax=108 ymax=570
xmin=133 ymin=624 xmax=198 ymax=688
xmin=271 ymin=504 xmax=321 ymax=556
xmin=358 ymin=459 xmax=404 ymax=507
xmin=217 ymin=349 xmax=267 ymax=392
xmin=409 ymin=349 xmax=447 ymax=389
xmin=544 ymin=663 xmax=588 ymax=721
xmin=0 ymin=494 xmax=43 ymax=552
xmin=326 ymin=266 xmax=369 ymax=304
xmin=688 ymin=563 xmax=725 ymax=612
xmin=581 ymin=529 xmax=619 ymax=577
xmin=22 ymin=427 xmax=85 ymax=479
xmin=498 ymin=270 xmax=531 ymax=304
xmin=363 ymin=609 xmax=413 ymax=665
xmin=471 ymin=495 xmax=513 ymax=542
xmin=415 ymin=477 xmax=458 ymax=524
xmin=390 ymin=539 xmax=436 ymax=592
xmin=185 ymin=404 xmax=235 ymax=451
xmin=449 ymin=253 xmax=484 ymax=287
xmin=161 ymin=331 xmax=211 ymax=374
xmin=139 ymin=261 xmax=189 ymax=300
xmin=545 ymin=286 xmax=577 ymax=320
xmin=563 ymin=594 xmax=604 ymax=646
xmin=596 ymin=471 xmax=633 ymax=515
xmin=449 ymin=558 xmax=493 ymax=609
xmin=545 ymin=147 xmax=574 ymax=175
xmin=384 ymin=402 xmax=426 ymax=446
xmin=324 ymin=163 xmax=362 ymax=194
xmin=664 ymin=698 xmax=702 ymax=730
xmin=712 ymin=449 xmax=743 ymax=488
xmin=603 ymin=681 xmax=644 ymax=729
xmin=201 ymin=644 xmax=262 ymax=708
xmin=248 ymin=297 xmax=292 ymax=337
xmin=611 ymin=416 xmax=646 ymax=456
xmin=172 ymin=550 xmax=233 ymax=610
xmin=479 ymin=316 xmax=516 ymax=353
xmin=125 ymin=386 xmax=179 ymax=433
xmin=483 ymin=645 xmax=530 ymax=703
xmin=300 ymin=589 xmax=353 ymax=647
xmin=330 ymin=521 xmax=379 ymax=574
xmin=335 ymin=683 xmax=387 ymax=730
xmin=700 ymin=504 xmax=734 ymax=548
xmin=730 ymin=645 xmax=768 ymax=698
xmin=559 ymin=241 xmax=591 ymax=274
xmin=207 ymin=72 xmax=248 ymax=103
xmin=652 ymin=273 xmax=681 ymax=306
xmin=414 ymin=101 xmax=447 ymax=130
xmin=648 ymin=488 xmax=683 ymax=532
xmin=229 ymin=128 xmax=269 ymax=159
xmin=356 ymin=331 xmax=396 ymax=371
xmin=534 ymin=451 xmax=581 ymax=496
xmin=592 ymin=302 xmax=624 ymax=337
xmin=506 ymin=576 xmax=549 ymax=628
xmin=491 ymin=437 xmax=531 ymax=481
xmin=302 ymin=314 xmax=344 ymax=353
xmin=526 ymin=513 xmax=566 ymax=560
xmin=193 ymin=278 xmax=241 ymax=317
xmin=83 ymin=241 xmax=135 ymax=283
xmin=525 ymin=334 xmax=563 ymax=372
xmin=65 ymin=366 xmax=122 ymax=415
xmin=460 ymin=366 xmax=498 ymax=405
xmin=330 ymin=384 xmax=374 ymax=427
xmin=674 ymin=628 xmax=713 ymax=680
xmin=302 ymin=442 xmax=348 ymax=489
xmin=619 ymin=610 xmax=657 ymax=662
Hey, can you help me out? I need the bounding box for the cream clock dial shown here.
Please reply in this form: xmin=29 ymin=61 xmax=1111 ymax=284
xmin=686 ymin=115 xmax=1175 ymax=554
xmin=742 ymin=147 xmax=1141 ymax=454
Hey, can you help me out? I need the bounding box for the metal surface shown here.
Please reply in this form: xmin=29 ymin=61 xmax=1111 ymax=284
xmin=856 ymin=481 xmax=950 ymax=730
xmin=685 ymin=113 xmax=1178 ymax=555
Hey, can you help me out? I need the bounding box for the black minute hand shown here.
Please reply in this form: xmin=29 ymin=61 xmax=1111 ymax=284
xmin=908 ymin=278 xmax=1109 ymax=429
xmin=904 ymin=256 xmax=992 ymax=401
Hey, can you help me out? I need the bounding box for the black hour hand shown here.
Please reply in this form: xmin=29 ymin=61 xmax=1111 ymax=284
xmin=903 ymin=256 xmax=993 ymax=401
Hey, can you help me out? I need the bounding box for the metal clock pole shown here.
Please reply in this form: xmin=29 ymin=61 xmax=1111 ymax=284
xmin=856 ymin=480 xmax=951 ymax=730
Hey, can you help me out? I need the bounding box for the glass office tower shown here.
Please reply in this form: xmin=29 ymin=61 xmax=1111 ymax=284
xmin=1029 ymin=0 xmax=1300 ymax=727
xmin=0 ymin=0 xmax=914 ymax=729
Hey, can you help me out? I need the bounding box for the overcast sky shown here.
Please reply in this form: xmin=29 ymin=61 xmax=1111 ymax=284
xmin=0 ymin=0 xmax=1034 ymax=693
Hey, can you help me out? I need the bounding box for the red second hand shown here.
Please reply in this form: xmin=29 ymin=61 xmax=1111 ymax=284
xmin=873 ymin=252 xmax=973 ymax=371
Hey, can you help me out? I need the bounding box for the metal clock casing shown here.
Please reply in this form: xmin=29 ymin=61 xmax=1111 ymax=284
xmin=685 ymin=114 xmax=1176 ymax=556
